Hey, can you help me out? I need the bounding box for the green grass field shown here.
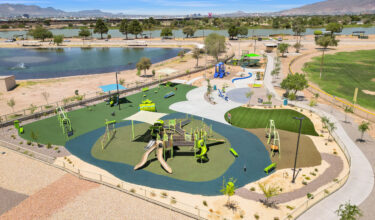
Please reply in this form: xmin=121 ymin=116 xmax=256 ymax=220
xmin=20 ymin=84 xmax=195 ymax=146
xmin=92 ymin=119 xmax=234 ymax=182
xmin=303 ymin=50 xmax=375 ymax=110
xmin=225 ymin=107 xmax=318 ymax=136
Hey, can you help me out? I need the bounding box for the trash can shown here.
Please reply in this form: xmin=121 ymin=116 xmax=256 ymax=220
xmin=283 ymin=99 xmax=288 ymax=106
xmin=213 ymin=85 xmax=217 ymax=90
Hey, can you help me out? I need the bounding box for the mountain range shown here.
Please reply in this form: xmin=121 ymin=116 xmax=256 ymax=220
xmin=0 ymin=0 xmax=374 ymax=18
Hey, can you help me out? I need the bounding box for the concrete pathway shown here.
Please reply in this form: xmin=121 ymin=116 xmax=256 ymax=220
xmin=262 ymin=54 xmax=374 ymax=219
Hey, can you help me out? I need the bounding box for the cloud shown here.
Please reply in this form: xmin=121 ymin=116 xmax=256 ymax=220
xmin=0 ymin=0 xmax=49 ymax=3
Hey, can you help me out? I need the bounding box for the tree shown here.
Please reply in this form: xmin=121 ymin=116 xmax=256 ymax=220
xmin=136 ymin=57 xmax=152 ymax=76
xmin=119 ymin=19 xmax=130 ymax=39
xmin=292 ymin=23 xmax=306 ymax=44
xmin=28 ymin=26 xmax=53 ymax=41
xmin=93 ymin=19 xmax=108 ymax=39
xmin=7 ymin=98 xmax=15 ymax=113
xmin=220 ymin=178 xmax=236 ymax=206
xmin=53 ymin=35 xmax=64 ymax=46
xmin=41 ymin=91 xmax=50 ymax=104
xmin=358 ymin=121 xmax=370 ymax=142
xmin=321 ymin=116 xmax=330 ymax=132
xmin=344 ymin=106 xmax=353 ymax=123
xmin=192 ymin=47 xmax=201 ymax=67
xmin=182 ymin=26 xmax=195 ymax=38
xmin=204 ymin=33 xmax=226 ymax=61
xmin=278 ymin=43 xmax=290 ymax=57
xmin=246 ymin=91 xmax=254 ymax=107
xmin=228 ymin=25 xmax=239 ymax=39
xmin=327 ymin=122 xmax=336 ymax=141
xmin=316 ymin=36 xmax=339 ymax=79
xmin=293 ymin=42 xmax=302 ymax=53
xmin=178 ymin=50 xmax=185 ymax=60
xmin=129 ymin=20 xmax=143 ymax=39
xmin=238 ymin=27 xmax=248 ymax=38
xmin=160 ymin=27 xmax=173 ymax=38
xmin=326 ymin=22 xmax=343 ymax=37
xmin=280 ymin=73 xmax=308 ymax=96
xmin=258 ymin=182 xmax=280 ymax=207
xmin=336 ymin=201 xmax=362 ymax=220
xmin=78 ymin=27 xmax=91 ymax=42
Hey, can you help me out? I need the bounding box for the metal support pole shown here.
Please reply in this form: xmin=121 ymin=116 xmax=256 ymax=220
xmin=115 ymin=71 xmax=121 ymax=110
xmin=292 ymin=117 xmax=304 ymax=183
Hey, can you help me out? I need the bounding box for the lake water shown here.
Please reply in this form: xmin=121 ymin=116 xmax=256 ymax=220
xmin=0 ymin=47 xmax=183 ymax=79
xmin=1 ymin=26 xmax=374 ymax=39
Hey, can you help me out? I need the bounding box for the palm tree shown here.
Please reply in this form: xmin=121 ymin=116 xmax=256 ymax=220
xmin=246 ymin=91 xmax=254 ymax=107
xmin=258 ymin=182 xmax=280 ymax=207
xmin=220 ymin=178 xmax=236 ymax=206
xmin=358 ymin=121 xmax=370 ymax=142
xmin=7 ymin=98 xmax=15 ymax=113
xmin=316 ymin=36 xmax=338 ymax=79
xmin=136 ymin=57 xmax=152 ymax=76
xmin=344 ymin=106 xmax=353 ymax=123
xmin=328 ymin=122 xmax=336 ymax=141
xmin=321 ymin=116 xmax=329 ymax=132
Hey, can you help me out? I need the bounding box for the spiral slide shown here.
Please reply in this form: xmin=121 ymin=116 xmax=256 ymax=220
xmin=157 ymin=147 xmax=173 ymax=174
xmin=231 ymin=72 xmax=253 ymax=83
xmin=134 ymin=144 xmax=157 ymax=170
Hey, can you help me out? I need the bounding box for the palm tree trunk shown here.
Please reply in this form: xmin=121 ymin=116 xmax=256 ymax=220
xmin=196 ymin=58 xmax=199 ymax=67
xmin=361 ymin=132 xmax=364 ymax=141
xmin=320 ymin=49 xmax=325 ymax=79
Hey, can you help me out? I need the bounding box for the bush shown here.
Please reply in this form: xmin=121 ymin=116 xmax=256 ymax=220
xmin=130 ymin=188 xmax=136 ymax=193
xmin=203 ymin=200 xmax=208 ymax=206
xmin=47 ymin=143 xmax=52 ymax=149
xmin=254 ymin=214 xmax=260 ymax=219
xmin=250 ymin=187 xmax=256 ymax=191
xmin=19 ymin=141 xmax=23 ymax=145
xmin=150 ymin=191 xmax=156 ymax=197
xmin=54 ymin=147 xmax=59 ymax=150
xmin=307 ymin=193 xmax=314 ymax=199
xmin=161 ymin=192 xmax=168 ymax=198
xmin=286 ymin=205 xmax=295 ymax=210
xmin=170 ymin=197 xmax=177 ymax=204
xmin=27 ymin=141 xmax=31 ymax=145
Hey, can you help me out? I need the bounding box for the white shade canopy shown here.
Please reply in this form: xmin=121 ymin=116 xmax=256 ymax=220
xmin=123 ymin=111 xmax=167 ymax=124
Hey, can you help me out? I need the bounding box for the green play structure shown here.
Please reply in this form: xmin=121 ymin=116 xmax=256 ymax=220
xmin=264 ymin=162 xmax=277 ymax=174
xmin=265 ymin=120 xmax=281 ymax=158
xmin=101 ymin=120 xmax=117 ymax=150
xmin=14 ymin=120 xmax=24 ymax=134
xmin=229 ymin=53 xmax=260 ymax=67
xmin=56 ymin=106 xmax=73 ymax=138
xmin=139 ymin=99 xmax=156 ymax=112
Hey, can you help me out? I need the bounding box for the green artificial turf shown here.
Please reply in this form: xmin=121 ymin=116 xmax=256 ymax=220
xmin=225 ymin=107 xmax=318 ymax=136
xmin=92 ymin=119 xmax=234 ymax=182
xmin=20 ymin=84 xmax=196 ymax=146
xmin=303 ymin=50 xmax=375 ymax=110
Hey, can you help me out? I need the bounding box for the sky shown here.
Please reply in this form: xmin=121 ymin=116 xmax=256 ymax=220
xmin=2 ymin=0 xmax=325 ymax=15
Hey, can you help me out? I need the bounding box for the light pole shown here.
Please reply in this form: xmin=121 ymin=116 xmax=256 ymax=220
xmin=292 ymin=116 xmax=304 ymax=183
xmin=115 ymin=71 xmax=121 ymax=110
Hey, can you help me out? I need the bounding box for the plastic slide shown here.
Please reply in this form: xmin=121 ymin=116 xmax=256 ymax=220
xmin=231 ymin=72 xmax=253 ymax=83
xmin=134 ymin=145 xmax=157 ymax=170
xmin=195 ymin=139 xmax=208 ymax=161
xmin=156 ymin=146 xmax=173 ymax=174
xmin=218 ymin=89 xmax=224 ymax=97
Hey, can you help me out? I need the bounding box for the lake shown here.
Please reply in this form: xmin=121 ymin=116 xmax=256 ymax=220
xmin=1 ymin=26 xmax=374 ymax=39
xmin=0 ymin=47 xmax=183 ymax=79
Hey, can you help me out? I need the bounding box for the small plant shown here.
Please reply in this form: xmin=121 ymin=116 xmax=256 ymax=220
xmin=324 ymin=189 xmax=330 ymax=194
xmin=130 ymin=188 xmax=136 ymax=193
xmin=152 ymin=69 xmax=156 ymax=76
xmin=150 ymin=191 xmax=156 ymax=197
xmin=203 ymin=200 xmax=208 ymax=206
xmin=250 ymin=187 xmax=256 ymax=191
xmin=307 ymin=193 xmax=314 ymax=199
xmin=310 ymin=172 xmax=316 ymax=176
xmin=315 ymin=168 xmax=319 ymax=172
xmin=27 ymin=141 xmax=31 ymax=145
xmin=286 ymin=205 xmax=295 ymax=210
xmin=47 ymin=143 xmax=52 ymax=149
xmin=302 ymin=181 xmax=307 ymax=185
xmin=161 ymin=192 xmax=168 ymax=198
xmin=54 ymin=147 xmax=59 ymax=151
xmin=209 ymin=209 xmax=213 ymax=213
xmin=274 ymin=217 xmax=280 ymax=220
xmin=119 ymin=78 xmax=125 ymax=85
xmin=170 ymin=197 xmax=177 ymax=204
xmin=334 ymin=178 xmax=339 ymax=183
xmin=75 ymin=90 xmax=79 ymax=96
xmin=254 ymin=213 xmax=259 ymax=219
xmin=19 ymin=141 xmax=23 ymax=145
xmin=31 ymin=131 xmax=38 ymax=142
xmin=11 ymin=134 xmax=16 ymax=139
xmin=305 ymin=176 xmax=311 ymax=180
xmin=117 ymin=184 xmax=120 ymax=188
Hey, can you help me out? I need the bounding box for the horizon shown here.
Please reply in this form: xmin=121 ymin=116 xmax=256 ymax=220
xmin=1 ymin=0 xmax=324 ymax=15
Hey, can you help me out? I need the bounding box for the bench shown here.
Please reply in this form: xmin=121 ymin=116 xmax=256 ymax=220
xmin=230 ymin=148 xmax=238 ymax=157
xmin=164 ymin=92 xmax=175 ymax=98
xmin=19 ymin=127 xmax=24 ymax=134
xmin=142 ymin=87 xmax=149 ymax=92
xmin=264 ymin=163 xmax=276 ymax=174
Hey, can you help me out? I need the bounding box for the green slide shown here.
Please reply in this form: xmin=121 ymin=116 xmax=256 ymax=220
xmin=195 ymin=139 xmax=208 ymax=161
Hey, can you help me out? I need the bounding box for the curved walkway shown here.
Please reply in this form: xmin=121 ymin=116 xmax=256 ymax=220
xmin=236 ymin=153 xmax=343 ymax=203
xmin=263 ymin=54 xmax=374 ymax=219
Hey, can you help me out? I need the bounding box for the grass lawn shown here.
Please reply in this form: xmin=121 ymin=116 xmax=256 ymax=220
xmin=225 ymin=107 xmax=318 ymax=136
xmin=303 ymin=50 xmax=375 ymax=110
xmin=92 ymin=119 xmax=234 ymax=182
xmin=20 ymin=84 xmax=195 ymax=146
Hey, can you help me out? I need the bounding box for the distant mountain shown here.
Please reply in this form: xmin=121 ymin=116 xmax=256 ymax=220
xmin=277 ymin=0 xmax=375 ymax=15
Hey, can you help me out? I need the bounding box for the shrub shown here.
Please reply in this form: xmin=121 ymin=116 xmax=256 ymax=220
xmin=130 ymin=188 xmax=136 ymax=193
xmin=47 ymin=143 xmax=52 ymax=149
xmin=315 ymin=168 xmax=319 ymax=172
xmin=161 ymin=192 xmax=168 ymax=198
xmin=170 ymin=197 xmax=177 ymax=204
xmin=19 ymin=141 xmax=23 ymax=145
xmin=286 ymin=205 xmax=295 ymax=210
xmin=250 ymin=187 xmax=256 ymax=191
xmin=27 ymin=141 xmax=31 ymax=145
xmin=274 ymin=217 xmax=280 ymax=220
xmin=254 ymin=214 xmax=259 ymax=219
xmin=305 ymin=176 xmax=311 ymax=180
xmin=307 ymin=193 xmax=314 ymax=199
xmin=54 ymin=147 xmax=59 ymax=150
xmin=324 ymin=189 xmax=329 ymax=194
xmin=310 ymin=172 xmax=316 ymax=176
xmin=203 ymin=200 xmax=208 ymax=206
xmin=302 ymin=181 xmax=307 ymax=185
xmin=150 ymin=191 xmax=156 ymax=197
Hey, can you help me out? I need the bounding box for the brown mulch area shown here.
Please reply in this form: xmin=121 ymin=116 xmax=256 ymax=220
xmin=248 ymin=128 xmax=322 ymax=169
xmin=0 ymin=173 xmax=99 ymax=219
xmin=235 ymin=153 xmax=343 ymax=204
xmin=0 ymin=187 xmax=28 ymax=215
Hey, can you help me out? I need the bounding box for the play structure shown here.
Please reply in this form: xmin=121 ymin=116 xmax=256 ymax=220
xmin=229 ymin=54 xmax=261 ymax=67
xmin=101 ymin=120 xmax=116 ymax=150
xmin=56 ymin=106 xmax=73 ymax=137
xmin=139 ymin=99 xmax=156 ymax=112
xmin=14 ymin=120 xmax=24 ymax=134
xmin=214 ymin=62 xmax=230 ymax=78
xmin=218 ymin=89 xmax=229 ymax=101
xmin=134 ymin=117 xmax=225 ymax=174
xmin=231 ymin=72 xmax=253 ymax=83
xmin=265 ymin=120 xmax=281 ymax=158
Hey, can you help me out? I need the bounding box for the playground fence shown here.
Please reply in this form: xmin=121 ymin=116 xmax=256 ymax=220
xmin=283 ymin=103 xmax=352 ymax=220
xmin=0 ymin=53 xmax=235 ymax=127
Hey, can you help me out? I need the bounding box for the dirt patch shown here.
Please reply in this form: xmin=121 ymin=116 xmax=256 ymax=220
xmin=362 ymin=90 xmax=375 ymax=96
xmin=0 ymin=174 xmax=99 ymax=219
xmin=248 ymin=128 xmax=321 ymax=169
xmin=372 ymin=78 xmax=375 ymax=82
